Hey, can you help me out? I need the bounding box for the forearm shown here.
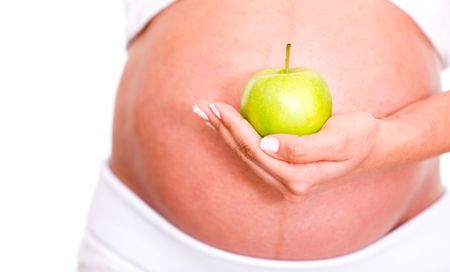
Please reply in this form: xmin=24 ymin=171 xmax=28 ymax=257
xmin=378 ymin=91 xmax=450 ymax=168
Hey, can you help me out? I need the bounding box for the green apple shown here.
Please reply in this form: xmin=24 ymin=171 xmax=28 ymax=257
xmin=240 ymin=44 xmax=332 ymax=136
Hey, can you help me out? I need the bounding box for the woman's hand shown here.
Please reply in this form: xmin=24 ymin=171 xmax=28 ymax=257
xmin=192 ymin=100 xmax=385 ymax=201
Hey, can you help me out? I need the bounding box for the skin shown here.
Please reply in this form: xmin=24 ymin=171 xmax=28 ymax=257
xmin=110 ymin=0 xmax=446 ymax=260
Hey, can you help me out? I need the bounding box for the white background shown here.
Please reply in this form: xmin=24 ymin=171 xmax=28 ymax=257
xmin=0 ymin=1 xmax=449 ymax=271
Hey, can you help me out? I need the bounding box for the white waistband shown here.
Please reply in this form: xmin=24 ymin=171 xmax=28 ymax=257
xmin=84 ymin=162 xmax=450 ymax=271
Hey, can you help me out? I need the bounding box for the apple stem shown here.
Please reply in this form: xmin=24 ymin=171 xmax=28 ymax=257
xmin=285 ymin=43 xmax=291 ymax=73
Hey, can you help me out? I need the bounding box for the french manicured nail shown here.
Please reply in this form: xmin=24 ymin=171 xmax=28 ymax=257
xmin=192 ymin=105 xmax=209 ymax=121
xmin=260 ymin=137 xmax=279 ymax=153
xmin=209 ymin=103 xmax=221 ymax=119
xmin=205 ymin=122 xmax=216 ymax=130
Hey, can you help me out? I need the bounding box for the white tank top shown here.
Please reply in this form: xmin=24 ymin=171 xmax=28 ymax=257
xmin=123 ymin=0 xmax=450 ymax=69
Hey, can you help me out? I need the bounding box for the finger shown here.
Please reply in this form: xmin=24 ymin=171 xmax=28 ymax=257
xmin=193 ymin=101 xmax=305 ymax=191
xmin=259 ymin=130 xmax=349 ymax=164
xmin=193 ymin=100 xmax=262 ymax=163
xmin=218 ymin=122 xmax=306 ymax=201
xmin=223 ymin=132 xmax=303 ymax=201
xmin=192 ymin=101 xmax=303 ymax=200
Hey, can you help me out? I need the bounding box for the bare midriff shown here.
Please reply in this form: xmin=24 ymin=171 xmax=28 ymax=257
xmin=110 ymin=0 xmax=443 ymax=260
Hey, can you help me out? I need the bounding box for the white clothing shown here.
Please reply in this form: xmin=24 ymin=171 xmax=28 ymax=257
xmin=390 ymin=0 xmax=450 ymax=69
xmin=123 ymin=0 xmax=174 ymax=43
xmin=78 ymin=162 xmax=450 ymax=271
xmin=123 ymin=0 xmax=450 ymax=69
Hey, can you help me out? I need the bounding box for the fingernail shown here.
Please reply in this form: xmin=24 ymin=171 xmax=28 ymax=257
xmin=209 ymin=103 xmax=221 ymax=119
xmin=260 ymin=137 xmax=279 ymax=153
xmin=205 ymin=122 xmax=216 ymax=130
xmin=192 ymin=105 xmax=209 ymax=121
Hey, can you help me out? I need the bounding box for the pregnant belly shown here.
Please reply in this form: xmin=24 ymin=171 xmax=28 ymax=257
xmin=110 ymin=0 xmax=442 ymax=259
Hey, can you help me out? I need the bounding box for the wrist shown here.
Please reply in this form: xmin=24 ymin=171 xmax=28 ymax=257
xmin=375 ymin=112 xmax=419 ymax=170
xmin=367 ymin=117 xmax=394 ymax=171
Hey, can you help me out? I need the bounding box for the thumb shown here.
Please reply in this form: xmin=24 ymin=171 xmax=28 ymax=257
xmin=259 ymin=132 xmax=346 ymax=163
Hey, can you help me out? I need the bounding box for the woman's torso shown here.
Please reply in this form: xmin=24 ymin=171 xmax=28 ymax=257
xmin=110 ymin=0 xmax=443 ymax=260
